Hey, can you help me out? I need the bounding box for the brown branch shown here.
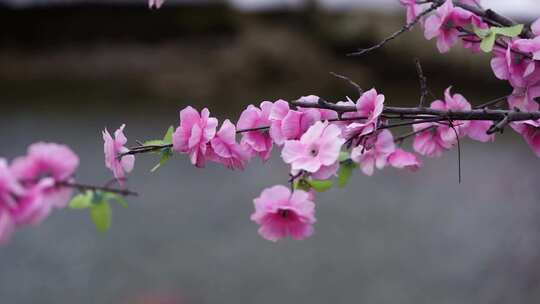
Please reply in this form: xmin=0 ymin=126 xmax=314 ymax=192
xmin=291 ymin=98 xmax=540 ymax=122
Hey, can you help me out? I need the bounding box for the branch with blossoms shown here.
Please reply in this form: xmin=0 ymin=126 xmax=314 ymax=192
xmin=1 ymin=0 xmax=540 ymax=244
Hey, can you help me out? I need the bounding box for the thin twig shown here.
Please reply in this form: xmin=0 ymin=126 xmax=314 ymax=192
xmin=348 ymin=1 xmax=444 ymax=57
xmin=414 ymin=58 xmax=429 ymax=108
xmin=474 ymin=95 xmax=509 ymax=109
xmin=330 ymin=72 xmax=363 ymax=96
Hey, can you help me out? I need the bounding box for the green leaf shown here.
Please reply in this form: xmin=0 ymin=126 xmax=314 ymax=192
xmin=143 ymin=139 xmax=165 ymax=147
xmin=480 ymin=32 xmax=496 ymax=53
xmin=163 ymin=126 xmax=175 ymax=144
xmin=90 ymin=202 xmax=112 ymax=233
xmin=339 ymin=151 xmax=350 ymax=162
xmin=491 ymin=24 xmax=524 ymax=38
xmin=150 ymin=148 xmax=172 ymax=172
xmin=294 ymin=179 xmax=311 ymax=192
xmin=69 ymin=191 xmax=93 ymax=209
xmin=473 ymin=25 xmax=490 ymax=38
xmin=308 ymin=180 xmax=334 ymax=192
xmin=104 ymin=193 xmax=129 ymax=208
xmin=338 ymin=161 xmax=356 ymax=188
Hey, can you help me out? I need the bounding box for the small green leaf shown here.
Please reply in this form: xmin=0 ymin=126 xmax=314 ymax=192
xmin=90 ymin=202 xmax=112 ymax=233
xmin=491 ymin=24 xmax=524 ymax=38
xmin=163 ymin=126 xmax=175 ymax=144
xmin=150 ymin=148 xmax=172 ymax=172
xmin=339 ymin=151 xmax=350 ymax=162
xmin=480 ymin=32 xmax=496 ymax=52
xmin=473 ymin=25 xmax=490 ymax=38
xmin=308 ymin=180 xmax=333 ymax=192
xmin=143 ymin=140 xmax=165 ymax=147
xmin=338 ymin=161 xmax=356 ymax=188
xmin=294 ymin=179 xmax=311 ymax=192
xmin=104 ymin=193 xmax=128 ymax=208
xmin=69 ymin=191 xmax=93 ymax=209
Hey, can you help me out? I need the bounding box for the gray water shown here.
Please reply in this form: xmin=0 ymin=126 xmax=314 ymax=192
xmin=1 ymin=103 xmax=540 ymax=303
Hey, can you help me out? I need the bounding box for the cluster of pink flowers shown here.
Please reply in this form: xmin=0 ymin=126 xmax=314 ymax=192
xmin=399 ymin=0 xmax=540 ymax=157
xmin=0 ymin=143 xmax=79 ymax=244
xmin=106 ymin=0 xmax=540 ymax=243
xmin=114 ymin=89 xmax=424 ymax=241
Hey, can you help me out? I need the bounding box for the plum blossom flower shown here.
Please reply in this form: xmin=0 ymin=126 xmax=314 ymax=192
xmin=511 ymin=119 xmax=540 ymax=157
xmin=11 ymin=142 xmax=79 ymax=208
xmin=508 ymin=85 xmax=540 ymax=111
xmin=269 ymin=100 xmax=319 ymax=145
xmin=103 ymin=124 xmax=135 ymax=182
xmin=1 ymin=158 xmax=52 ymax=228
xmin=399 ymin=0 xmax=424 ymax=24
xmin=388 ymin=149 xmax=422 ymax=171
xmin=250 ymin=185 xmax=316 ymax=241
xmin=413 ymin=87 xmax=473 ymax=157
xmin=344 ymin=88 xmax=385 ymax=138
xmin=491 ymin=43 xmax=537 ymax=88
xmin=281 ymin=121 xmax=345 ymax=173
xmin=0 ymin=159 xmax=20 ymax=244
xmin=467 ymin=120 xmax=495 ymax=142
xmin=532 ymin=18 xmax=540 ymax=36
xmin=149 ymin=0 xmax=165 ymax=9
xmin=296 ymin=95 xmax=338 ymax=121
xmin=237 ymin=102 xmax=273 ymax=161
xmin=351 ymin=130 xmax=396 ymax=176
xmin=424 ymin=0 xmax=475 ymax=53
xmin=208 ymin=119 xmax=251 ymax=170
xmin=173 ymin=107 xmax=218 ymax=168
xmin=514 ymin=37 xmax=540 ymax=61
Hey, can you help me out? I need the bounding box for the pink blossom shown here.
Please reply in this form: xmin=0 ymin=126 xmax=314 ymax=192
xmin=424 ymin=0 xmax=475 ymax=53
xmin=1 ymin=158 xmax=52 ymax=226
xmin=296 ymin=95 xmax=338 ymax=121
xmin=388 ymin=149 xmax=422 ymax=171
xmin=467 ymin=120 xmax=495 ymax=142
xmin=345 ymin=88 xmax=385 ymax=138
xmin=351 ymin=130 xmax=396 ymax=176
xmin=399 ymin=0 xmax=424 ymax=24
xmin=514 ymin=37 xmax=540 ymax=61
xmin=237 ymin=102 xmax=273 ymax=161
xmin=533 ymin=18 xmax=540 ymax=36
xmin=413 ymin=88 xmax=472 ymax=157
xmin=281 ymin=122 xmax=345 ymax=173
xmin=149 ymin=0 xmax=165 ymax=9
xmin=413 ymin=122 xmax=452 ymax=157
xmin=0 ymin=159 xmax=20 ymax=244
xmin=8 ymin=179 xmax=53 ymax=226
xmin=250 ymin=185 xmax=316 ymax=242
xmin=269 ymin=98 xmax=333 ymax=146
xmin=511 ymin=119 xmax=540 ymax=157
xmin=491 ymin=43 xmax=536 ymax=88
xmin=173 ymin=107 xmax=218 ymax=168
xmin=103 ymin=124 xmax=136 ymax=182
xmin=11 ymin=142 xmax=79 ymax=208
xmin=508 ymin=85 xmax=540 ymax=111
xmin=208 ymin=120 xmax=251 ymax=170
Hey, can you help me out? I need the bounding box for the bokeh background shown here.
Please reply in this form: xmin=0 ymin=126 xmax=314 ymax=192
xmin=1 ymin=1 xmax=540 ymax=303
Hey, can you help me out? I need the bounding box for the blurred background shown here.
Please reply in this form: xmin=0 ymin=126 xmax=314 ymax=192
xmin=1 ymin=0 xmax=540 ymax=303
